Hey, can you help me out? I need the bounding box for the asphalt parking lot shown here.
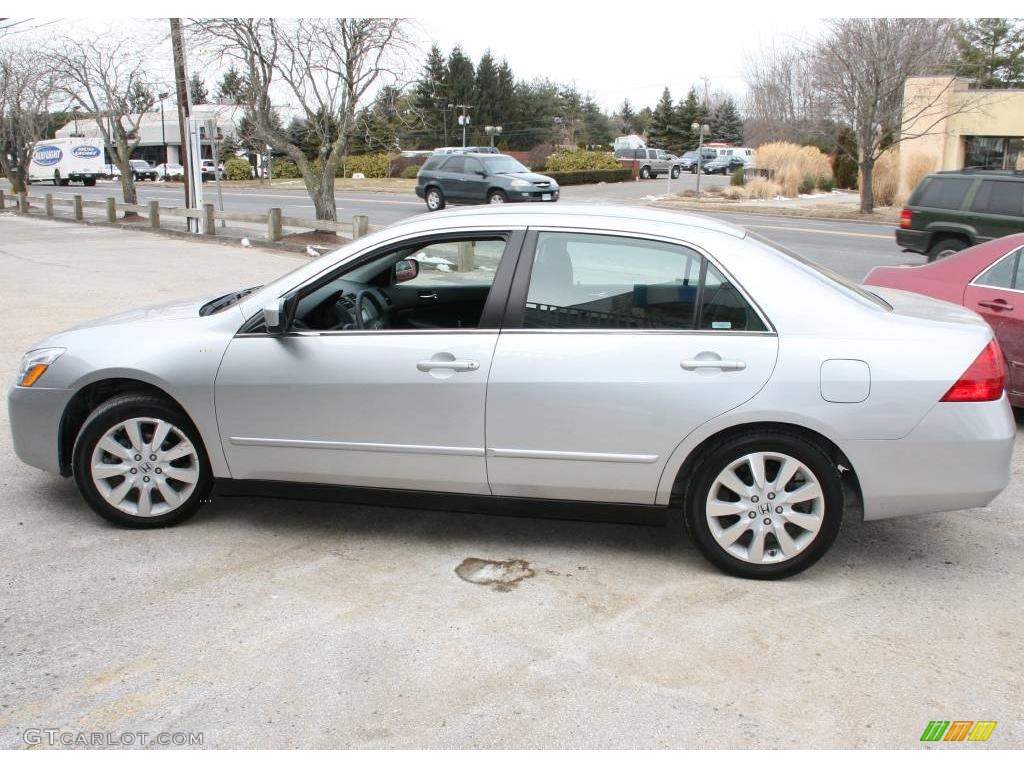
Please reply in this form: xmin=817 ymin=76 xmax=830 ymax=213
xmin=1 ymin=216 xmax=1022 ymax=748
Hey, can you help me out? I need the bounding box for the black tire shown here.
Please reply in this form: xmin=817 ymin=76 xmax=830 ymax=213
xmin=425 ymin=186 xmax=445 ymax=211
xmin=72 ymin=394 xmax=212 ymax=529
xmin=671 ymin=166 xmax=680 ymax=179
xmin=927 ymin=237 xmax=967 ymax=262
xmin=640 ymin=166 xmax=651 ymax=179
xmin=683 ymin=430 xmax=844 ymax=580
xmin=84 ymin=177 xmax=96 ymax=187
xmin=487 ymin=189 xmax=508 ymax=204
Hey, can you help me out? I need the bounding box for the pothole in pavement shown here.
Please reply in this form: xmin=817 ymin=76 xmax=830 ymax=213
xmin=455 ymin=558 xmax=536 ymax=592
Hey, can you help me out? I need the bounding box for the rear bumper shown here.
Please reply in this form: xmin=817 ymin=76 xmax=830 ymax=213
xmin=895 ymin=228 xmax=930 ymax=253
xmin=8 ymin=385 xmax=72 ymax=474
xmin=841 ymin=397 xmax=1016 ymax=520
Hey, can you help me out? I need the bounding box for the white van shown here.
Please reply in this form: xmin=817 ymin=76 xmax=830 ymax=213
xmin=28 ymin=138 xmax=106 ymax=186
xmin=713 ymin=146 xmax=756 ymax=166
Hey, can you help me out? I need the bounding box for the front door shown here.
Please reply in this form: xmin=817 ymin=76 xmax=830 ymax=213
xmin=216 ymin=231 xmax=522 ymax=494
xmin=963 ymin=245 xmax=1024 ymax=398
xmin=485 ymin=230 xmax=779 ymax=504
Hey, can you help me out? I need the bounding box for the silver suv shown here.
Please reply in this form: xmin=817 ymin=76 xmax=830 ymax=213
xmin=614 ymin=147 xmax=681 ymax=179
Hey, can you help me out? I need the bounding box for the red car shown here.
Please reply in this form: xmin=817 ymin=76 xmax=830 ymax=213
xmin=865 ymin=233 xmax=1024 ymax=407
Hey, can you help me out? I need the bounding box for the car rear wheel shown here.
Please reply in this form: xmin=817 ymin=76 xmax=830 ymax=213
xmin=72 ymin=394 xmax=212 ymax=529
xmin=488 ymin=190 xmax=507 ymax=204
xmin=425 ymin=187 xmax=445 ymax=211
xmin=927 ymin=238 xmax=967 ymax=262
xmin=640 ymin=166 xmax=651 ymax=179
xmin=684 ymin=431 xmax=843 ymax=579
xmin=671 ymin=166 xmax=680 ymax=179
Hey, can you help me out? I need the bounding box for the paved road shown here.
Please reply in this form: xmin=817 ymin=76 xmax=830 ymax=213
xmin=4 ymin=176 xmax=910 ymax=280
xmin=1 ymin=217 xmax=1021 ymax=749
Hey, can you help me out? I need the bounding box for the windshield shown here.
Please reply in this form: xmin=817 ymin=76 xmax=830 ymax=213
xmin=483 ymin=157 xmax=529 ymax=174
xmin=747 ymin=232 xmax=892 ymax=311
xmin=130 ymin=160 xmax=148 ymax=167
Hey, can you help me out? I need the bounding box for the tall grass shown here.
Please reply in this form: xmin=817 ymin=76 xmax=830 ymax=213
xmin=755 ymin=142 xmax=833 ymax=197
xmin=870 ymin=151 xmax=899 ymax=207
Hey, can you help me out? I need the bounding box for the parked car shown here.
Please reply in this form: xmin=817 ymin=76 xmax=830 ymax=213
xmin=433 ymin=146 xmax=500 ymax=155
xmin=703 ymin=156 xmax=747 ymax=175
xmin=615 ymin=147 xmax=681 ymax=179
xmin=129 ymin=159 xmax=157 ymax=182
xmin=897 ymin=169 xmax=1024 ymax=262
xmin=103 ymin=163 xmax=122 ymax=179
xmin=9 ymin=206 xmax=1014 ymax=579
xmin=865 ymin=233 xmax=1024 ymax=408
xmin=416 ymin=153 xmax=559 ymax=210
xmin=154 ymin=163 xmax=185 ymax=180
xmin=200 ymin=159 xmax=224 ymax=181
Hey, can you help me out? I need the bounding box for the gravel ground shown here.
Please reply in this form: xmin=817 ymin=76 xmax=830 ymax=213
xmin=1 ymin=215 xmax=1021 ymax=749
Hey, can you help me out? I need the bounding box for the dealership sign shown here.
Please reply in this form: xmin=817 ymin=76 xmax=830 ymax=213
xmin=72 ymin=145 xmax=101 ymax=159
xmin=33 ymin=146 xmax=63 ymax=166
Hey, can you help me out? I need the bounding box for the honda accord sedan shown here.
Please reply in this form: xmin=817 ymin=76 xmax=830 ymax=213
xmin=8 ymin=206 xmax=1015 ymax=579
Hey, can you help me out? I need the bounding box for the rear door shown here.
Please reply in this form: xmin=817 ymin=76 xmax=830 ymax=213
xmin=485 ymin=229 xmax=779 ymax=504
xmin=967 ymin=179 xmax=1024 ymax=241
xmin=963 ymin=245 xmax=1024 ymax=398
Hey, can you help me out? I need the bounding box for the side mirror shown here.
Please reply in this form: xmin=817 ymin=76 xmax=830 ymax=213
xmin=263 ymin=298 xmax=287 ymax=334
xmin=475 ymin=170 xmax=488 ymax=177
xmin=394 ymin=258 xmax=419 ymax=284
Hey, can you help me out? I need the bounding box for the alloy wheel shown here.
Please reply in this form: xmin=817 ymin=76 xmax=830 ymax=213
xmin=705 ymin=451 xmax=825 ymax=564
xmin=90 ymin=417 xmax=200 ymax=517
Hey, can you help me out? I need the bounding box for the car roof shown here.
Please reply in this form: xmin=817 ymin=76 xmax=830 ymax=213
xmin=402 ymin=204 xmax=747 ymax=239
xmin=933 ymin=169 xmax=1024 ymax=180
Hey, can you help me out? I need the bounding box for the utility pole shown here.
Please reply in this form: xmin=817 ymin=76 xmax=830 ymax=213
xmin=170 ymin=18 xmax=194 ymax=219
xmin=454 ymin=104 xmax=472 ymax=148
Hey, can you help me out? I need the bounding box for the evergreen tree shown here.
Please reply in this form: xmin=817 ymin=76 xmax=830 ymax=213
xmin=675 ymin=88 xmax=702 ymax=150
xmin=636 ymin=106 xmax=652 ymax=137
xmin=215 ymin=66 xmax=247 ymax=104
xmin=709 ymin=96 xmax=744 ymax=145
xmin=474 ymin=51 xmax=500 ymax=135
xmin=494 ymin=58 xmax=515 ymax=128
xmin=618 ymin=98 xmax=636 ymax=134
xmin=648 ymin=87 xmax=677 ymax=149
xmin=412 ymin=44 xmax=448 ymax=148
xmin=189 ymin=74 xmax=208 ymax=105
xmin=579 ymin=97 xmax=613 ymax=147
xmin=446 ymin=46 xmax=475 ymax=109
xmin=955 ymin=18 xmax=1024 ymax=88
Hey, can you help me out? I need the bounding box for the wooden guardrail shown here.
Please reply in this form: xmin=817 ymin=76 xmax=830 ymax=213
xmin=0 ymin=189 xmax=377 ymax=243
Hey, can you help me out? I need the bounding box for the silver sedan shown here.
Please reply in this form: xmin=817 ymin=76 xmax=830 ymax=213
xmin=8 ymin=206 xmax=1015 ymax=579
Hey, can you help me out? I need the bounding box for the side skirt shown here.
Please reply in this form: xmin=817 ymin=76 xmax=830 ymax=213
xmin=214 ymin=479 xmax=668 ymax=527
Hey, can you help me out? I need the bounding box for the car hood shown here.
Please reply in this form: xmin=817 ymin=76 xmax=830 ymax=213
xmin=498 ymin=171 xmax=557 ymax=185
xmin=40 ymin=295 xmax=221 ymax=343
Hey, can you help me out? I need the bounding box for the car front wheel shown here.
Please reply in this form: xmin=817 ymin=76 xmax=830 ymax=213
xmin=671 ymin=167 xmax=680 ymax=179
xmin=72 ymin=394 xmax=212 ymax=528
xmin=640 ymin=166 xmax=651 ymax=179
xmin=488 ymin=190 xmax=507 ymax=204
xmin=684 ymin=431 xmax=843 ymax=579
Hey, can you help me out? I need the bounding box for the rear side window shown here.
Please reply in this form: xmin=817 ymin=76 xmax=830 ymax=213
xmin=914 ymin=177 xmax=973 ymax=210
xmin=970 ymin=180 xmax=1024 ymax=217
xmin=421 ymin=156 xmax=443 ymax=171
xmin=441 ymin=156 xmax=465 ymax=173
xmin=974 ymin=248 xmax=1021 ymax=289
xmin=522 ymin=232 xmax=766 ymax=331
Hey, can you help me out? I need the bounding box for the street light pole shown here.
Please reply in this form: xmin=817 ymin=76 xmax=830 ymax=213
xmin=691 ymin=121 xmax=709 ymax=198
xmin=158 ymin=92 xmax=169 ymax=165
xmin=485 ymin=125 xmax=503 ymax=147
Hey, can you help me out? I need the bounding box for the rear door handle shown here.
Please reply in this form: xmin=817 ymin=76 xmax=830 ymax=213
xmin=978 ymin=298 xmax=1013 ymax=311
xmin=418 ymin=290 xmax=439 ymax=300
xmin=417 ymin=360 xmax=479 ymax=372
xmin=681 ymin=359 xmax=747 ymax=371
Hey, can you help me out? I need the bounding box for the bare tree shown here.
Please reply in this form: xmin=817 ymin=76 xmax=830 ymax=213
xmin=52 ymin=35 xmax=162 ymax=206
xmin=0 ymin=42 xmax=57 ymax=194
xmin=193 ymin=18 xmax=411 ymax=223
xmin=744 ymin=44 xmax=830 ymax=146
xmin=811 ymin=18 xmax=970 ymax=213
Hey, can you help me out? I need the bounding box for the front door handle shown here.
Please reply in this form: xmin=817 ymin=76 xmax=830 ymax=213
xmin=681 ymin=359 xmax=747 ymax=371
xmin=418 ymin=290 xmax=439 ymax=300
xmin=978 ymin=298 xmax=1013 ymax=311
xmin=417 ymin=359 xmax=480 ymax=372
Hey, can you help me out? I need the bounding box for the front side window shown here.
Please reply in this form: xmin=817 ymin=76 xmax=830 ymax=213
xmin=522 ymin=232 xmax=766 ymax=331
xmin=970 ymin=180 xmax=1024 ymax=217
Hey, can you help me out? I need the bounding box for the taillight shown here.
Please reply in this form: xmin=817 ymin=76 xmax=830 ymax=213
xmin=899 ymin=208 xmax=913 ymax=229
xmin=941 ymin=340 xmax=1006 ymax=402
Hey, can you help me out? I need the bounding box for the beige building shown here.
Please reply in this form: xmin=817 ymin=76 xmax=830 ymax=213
xmin=898 ymin=76 xmax=1024 ymax=200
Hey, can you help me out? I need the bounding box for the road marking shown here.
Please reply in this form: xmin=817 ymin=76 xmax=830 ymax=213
xmin=740 ymin=222 xmax=893 ymax=240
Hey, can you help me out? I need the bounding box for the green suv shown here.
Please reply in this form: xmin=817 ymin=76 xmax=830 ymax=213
xmin=897 ymin=170 xmax=1024 ymax=261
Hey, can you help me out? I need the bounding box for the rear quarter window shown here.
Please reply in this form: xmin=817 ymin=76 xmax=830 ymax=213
xmin=421 ymin=156 xmax=444 ymax=171
xmin=913 ymin=177 xmax=973 ymax=210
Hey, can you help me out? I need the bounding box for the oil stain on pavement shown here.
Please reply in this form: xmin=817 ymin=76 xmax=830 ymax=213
xmin=454 ymin=558 xmax=536 ymax=592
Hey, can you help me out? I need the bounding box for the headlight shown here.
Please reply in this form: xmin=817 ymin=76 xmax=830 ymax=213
xmin=17 ymin=348 xmax=65 ymax=387
xmin=509 ymin=179 xmax=533 ymax=188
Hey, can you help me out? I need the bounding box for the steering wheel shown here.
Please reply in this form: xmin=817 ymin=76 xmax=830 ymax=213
xmin=327 ymin=289 xmax=387 ymax=331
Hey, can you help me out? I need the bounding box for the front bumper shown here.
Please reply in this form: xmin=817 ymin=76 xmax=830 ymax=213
xmin=841 ymin=397 xmax=1016 ymax=521
xmin=510 ymin=188 xmax=559 ymax=202
xmin=895 ymin=228 xmax=930 ymax=253
xmin=8 ymin=385 xmax=73 ymax=474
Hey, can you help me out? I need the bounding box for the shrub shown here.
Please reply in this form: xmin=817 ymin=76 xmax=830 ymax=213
xmin=542 ymin=168 xmax=632 ymax=186
xmin=544 ymin=149 xmax=622 ymax=172
xmin=799 ymin=173 xmax=815 ymax=195
xmin=869 ymin=151 xmax=899 ymax=207
xmin=342 ymin=152 xmax=396 ymax=178
xmin=817 ymin=175 xmax=834 ymax=192
xmin=748 ymin=178 xmax=783 ymax=199
xmin=730 ymin=166 xmax=745 ymax=186
xmin=722 ymin=185 xmax=747 ymax=200
xmin=755 ymin=142 xmax=833 ymax=197
xmin=271 ymin=159 xmax=300 ymax=179
xmin=224 ymin=156 xmax=252 ymax=181
xmin=400 ymin=164 xmax=421 ymax=179
xmin=903 ymin=153 xmax=935 ymax=196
